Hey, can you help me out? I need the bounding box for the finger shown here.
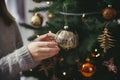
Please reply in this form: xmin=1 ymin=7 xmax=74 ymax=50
xmin=47 ymin=32 xmax=56 ymax=38
xmin=35 ymin=33 xmax=56 ymax=41
xmin=43 ymin=32 xmax=56 ymax=41
xmin=37 ymin=47 xmax=60 ymax=53
xmin=34 ymin=34 xmax=48 ymax=41
xmin=37 ymin=41 xmax=58 ymax=47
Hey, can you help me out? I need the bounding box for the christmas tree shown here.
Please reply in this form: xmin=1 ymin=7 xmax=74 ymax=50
xmin=20 ymin=0 xmax=120 ymax=80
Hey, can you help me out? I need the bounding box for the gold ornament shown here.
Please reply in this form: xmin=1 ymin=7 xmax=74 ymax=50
xmin=48 ymin=13 xmax=54 ymax=19
xmin=80 ymin=58 xmax=96 ymax=77
xmin=98 ymin=27 xmax=115 ymax=53
xmin=102 ymin=5 xmax=117 ymax=20
xmin=55 ymin=26 xmax=78 ymax=50
xmin=31 ymin=13 xmax=43 ymax=28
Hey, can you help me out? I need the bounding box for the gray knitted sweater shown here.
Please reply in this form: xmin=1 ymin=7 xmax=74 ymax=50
xmin=0 ymin=18 xmax=36 ymax=80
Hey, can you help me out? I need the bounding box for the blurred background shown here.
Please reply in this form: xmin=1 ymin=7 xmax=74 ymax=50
xmin=5 ymin=0 xmax=48 ymax=45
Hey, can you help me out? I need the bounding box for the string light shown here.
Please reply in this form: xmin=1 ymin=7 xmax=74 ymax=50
xmin=49 ymin=31 xmax=52 ymax=33
xmin=37 ymin=35 xmax=40 ymax=38
xmin=29 ymin=69 xmax=33 ymax=72
xmin=46 ymin=1 xmax=52 ymax=5
xmin=82 ymin=13 xmax=85 ymax=18
xmin=91 ymin=49 xmax=100 ymax=58
xmin=60 ymin=58 xmax=64 ymax=62
xmin=62 ymin=71 xmax=67 ymax=76
xmin=94 ymin=49 xmax=100 ymax=57
xmin=95 ymin=49 xmax=98 ymax=52
xmin=46 ymin=1 xmax=50 ymax=4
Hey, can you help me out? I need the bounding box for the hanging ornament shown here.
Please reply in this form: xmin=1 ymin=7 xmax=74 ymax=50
xmin=102 ymin=58 xmax=117 ymax=73
xmin=98 ymin=27 xmax=115 ymax=53
xmin=31 ymin=13 xmax=43 ymax=28
xmin=48 ymin=13 xmax=54 ymax=19
xmin=80 ymin=58 xmax=96 ymax=78
xmin=32 ymin=0 xmax=41 ymax=3
xmin=55 ymin=26 xmax=78 ymax=50
xmin=102 ymin=5 xmax=117 ymax=20
xmin=55 ymin=2 xmax=78 ymax=50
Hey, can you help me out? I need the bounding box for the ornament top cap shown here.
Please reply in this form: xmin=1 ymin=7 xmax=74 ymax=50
xmin=64 ymin=25 xmax=69 ymax=29
xmin=108 ymin=5 xmax=112 ymax=8
xmin=86 ymin=58 xmax=90 ymax=62
xmin=35 ymin=13 xmax=39 ymax=16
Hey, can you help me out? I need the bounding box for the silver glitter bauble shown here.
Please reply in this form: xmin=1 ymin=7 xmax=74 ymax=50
xmin=55 ymin=28 xmax=78 ymax=50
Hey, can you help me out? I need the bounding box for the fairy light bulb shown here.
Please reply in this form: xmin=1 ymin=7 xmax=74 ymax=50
xmin=82 ymin=13 xmax=85 ymax=18
xmin=29 ymin=69 xmax=33 ymax=72
xmin=108 ymin=4 xmax=112 ymax=8
xmin=95 ymin=49 xmax=97 ymax=52
xmin=63 ymin=71 xmax=67 ymax=76
xmin=82 ymin=13 xmax=86 ymax=22
xmin=37 ymin=35 xmax=40 ymax=38
xmin=46 ymin=1 xmax=50 ymax=5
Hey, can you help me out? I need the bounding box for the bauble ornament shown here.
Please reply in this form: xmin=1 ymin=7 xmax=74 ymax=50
xmin=48 ymin=13 xmax=54 ymax=19
xmin=102 ymin=5 xmax=117 ymax=20
xmin=55 ymin=26 xmax=78 ymax=50
xmin=31 ymin=13 xmax=43 ymax=28
xmin=80 ymin=58 xmax=96 ymax=77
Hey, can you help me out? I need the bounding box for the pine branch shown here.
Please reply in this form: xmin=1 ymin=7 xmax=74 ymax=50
xmin=19 ymin=23 xmax=40 ymax=30
xmin=29 ymin=7 xmax=50 ymax=13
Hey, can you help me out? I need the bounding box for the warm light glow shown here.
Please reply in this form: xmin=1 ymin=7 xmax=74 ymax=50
xmin=37 ymin=35 xmax=40 ymax=38
xmin=95 ymin=49 xmax=97 ymax=52
xmin=49 ymin=31 xmax=52 ymax=33
xmin=46 ymin=1 xmax=50 ymax=5
xmin=60 ymin=58 xmax=64 ymax=62
xmin=82 ymin=13 xmax=85 ymax=17
xmin=95 ymin=53 xmax=100 ymax=57
xmin=29 ymin=69 xmax=32 ymax=72
xmin=63 ymin=71 xmax=67 ymax=76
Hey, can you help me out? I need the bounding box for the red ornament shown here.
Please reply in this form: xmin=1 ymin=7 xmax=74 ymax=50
xmin=80 ymin=58 xmax=96 ymax=77
xmin=48 ymin=13 xmax=54 ymax=19
xmin=102 ymin=7 xmax=117 ymax=20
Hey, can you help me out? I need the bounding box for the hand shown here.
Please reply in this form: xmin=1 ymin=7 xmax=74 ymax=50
xmin=28 ymin=33 xmax=60 ymax=61
xmin=34 ymin=32 xmax=56 ymax=41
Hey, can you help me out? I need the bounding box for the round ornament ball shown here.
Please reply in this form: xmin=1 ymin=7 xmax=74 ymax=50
xmin=48 ymin=13 xmax=54 ymax=19
xmin=32 ymin=0 xmax=41 ymax=3
xmin=55 ymin=26 xmax=78 ymax=50
xmin=80 ymin=61 xmax=96 ymax=77
xmin=31 ymin=13 xmax=43 ymax=28
xmin=102 ymin=7 xmax=117 ymax=20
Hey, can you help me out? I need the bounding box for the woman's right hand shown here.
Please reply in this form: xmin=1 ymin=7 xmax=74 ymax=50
xmin=27 ymin=33 xmax=60 ymax=61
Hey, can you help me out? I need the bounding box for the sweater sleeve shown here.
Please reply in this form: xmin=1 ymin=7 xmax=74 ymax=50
xmin=14 ymin=22 xmax=23 ymax=49
xmin=0 ymin=45 xmax=38 ymax=78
